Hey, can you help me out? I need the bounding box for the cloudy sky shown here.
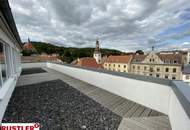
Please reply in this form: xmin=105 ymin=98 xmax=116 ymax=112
xmin=9 ymin=0 xmax=190 ymax=52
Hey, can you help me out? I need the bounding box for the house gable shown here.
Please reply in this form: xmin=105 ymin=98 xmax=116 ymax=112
xmin=142 ymin=52 xmax=163 ymax=64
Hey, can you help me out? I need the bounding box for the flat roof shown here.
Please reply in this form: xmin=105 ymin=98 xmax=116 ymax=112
xmin=3 ymin=66 xmax=171 ymax=129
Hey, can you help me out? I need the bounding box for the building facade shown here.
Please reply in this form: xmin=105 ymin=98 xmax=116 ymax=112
xmin=130 ymin=52 xmax=182 ymax=80
xmin=103 ymin=55 xmax=132 ymax=73
xmin=103 ymin=52 xmax=183 ymax=80
xmin=0 ymin=0 xmax=22 ymax=122
xmin=182 ymin=65 xmax=190 ymax=85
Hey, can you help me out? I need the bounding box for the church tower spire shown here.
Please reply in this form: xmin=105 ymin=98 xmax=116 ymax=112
xmin=28 ymin=37 xmax=31 ymax=43
xmin=94 ymin=38 xmax=100 ymax=53
xmin=93 ymin=39 xmax=102 ymax=64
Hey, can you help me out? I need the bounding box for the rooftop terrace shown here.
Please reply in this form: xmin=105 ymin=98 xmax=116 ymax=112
xmin=2 ymin=63 xmax=173 ymax=130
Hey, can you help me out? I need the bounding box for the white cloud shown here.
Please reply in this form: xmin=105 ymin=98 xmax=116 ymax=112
xmin=9 ymin=0 xmax=190 ymax=52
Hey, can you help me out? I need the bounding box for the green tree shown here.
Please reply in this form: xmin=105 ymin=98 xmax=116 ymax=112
xmin=135 ymin=50 xmax=144 ymax=55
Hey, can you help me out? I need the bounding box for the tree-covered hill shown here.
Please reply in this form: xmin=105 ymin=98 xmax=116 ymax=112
xmin=22 ymin=41 xmax=124 ymax=63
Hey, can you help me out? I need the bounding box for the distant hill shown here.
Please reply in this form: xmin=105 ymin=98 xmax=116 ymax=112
xmin=23 ymin=41 xmax=124 ymax=63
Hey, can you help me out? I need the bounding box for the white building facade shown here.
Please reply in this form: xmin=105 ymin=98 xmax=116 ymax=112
xmin=0 ymin=0 xmax=22 ymax=122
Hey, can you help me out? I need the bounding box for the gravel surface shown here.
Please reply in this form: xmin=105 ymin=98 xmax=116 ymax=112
xmin=21 ymin=68 xmax=46 ymax=75
xmin=3 ymin=80 xmax=122 ymax=130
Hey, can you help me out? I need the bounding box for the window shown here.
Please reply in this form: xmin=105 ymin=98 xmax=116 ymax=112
xmin=173 ymin=68 xmax=176 ymax=73
xmin=150 ymin=59 xmax=152 ymax=62
xmin=144 ymin=66 xmax=146 ymax=70
xmin=186 ymin=75 xmax=190 ymax=80
xmin=172 ymin=76 xmax=176 ymax=80
xmin=0 ymin=43 xmax=7 ymax=83
xmin=118 ymin=65 xmax=120 ymax=67
xmin=164 ymin=60 xmax=169 ymax=63
xmin=165 ymin=75 xmax=169 ymax=79
xmin=113 ymin=64 xmax=115 ymax=67
xmin=109 ymin=64 xmax=111 ymax=66
xmin=105 ymin=64 xmax=107 ymax=66
xmin=153 ymin=59 xmax=155 ymax=62
xmin=156 ymin=74 xmax=160 ymax=78
xmin=133 ymin=65 xmax=135 ymax=69
xmin=150 ymin=67 xmax=153 ymax=72
xmin=157 ymin=68 xmax=160 ymax=72
xmin=138 ymin=66 xmax=140 ymax=70
xmin=124 ymin=65 xmax=126 ymax=68
xmin=165 ymin=68 xmax=169 ymax=72
xmin=174 ymin=60 xmax=177 ymax=64
xmin=149 ymin=74 xmax=153 ymax=76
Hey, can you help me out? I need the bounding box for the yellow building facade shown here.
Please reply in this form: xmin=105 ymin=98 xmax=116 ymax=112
xmin=103 ymin=52 xmax=183 ymax=80
xmin=103 ymin=55 xmax=132 ymax=73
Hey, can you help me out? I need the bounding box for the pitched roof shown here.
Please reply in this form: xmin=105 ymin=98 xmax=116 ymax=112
xmin=158 ymin=54 xmax=183 ymax=64
xmin=106 ymin=55 xmax=132 ymax=63
xmin=76 ymin=57 xmax=102 ymax=69
xmin=132 ymin=53 xmax=183 ymax=64
xmin=23 ymin=42 xmax=36 ymax=51
xmin=131 ymin=55 xmax=147 ymax=63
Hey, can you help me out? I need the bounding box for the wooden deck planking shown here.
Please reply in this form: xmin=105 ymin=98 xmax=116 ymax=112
xmin=119 ymin=117 xmax=171 ymax=130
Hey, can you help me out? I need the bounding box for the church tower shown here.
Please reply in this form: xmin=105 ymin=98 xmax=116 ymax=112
xmin=93 ymin=39 xmax=102 ymax=64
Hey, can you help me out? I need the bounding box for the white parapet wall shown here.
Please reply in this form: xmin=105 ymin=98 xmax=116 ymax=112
xmin=47 ymin=62 xmax=190 ymax=130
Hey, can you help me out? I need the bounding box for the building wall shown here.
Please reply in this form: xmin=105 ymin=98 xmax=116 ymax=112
xmin=103 ymin=62 xmax=182 ymax=80
xmin=93 ymin=53 xmax=101 ymax=64
xmin=187 ymin=51 xmax=190 ymax=64
xmin=103 ymin=62 xmax=130 ymax=73
xmin=182 ymin=74 xmax=190 ymax=85
xmin=0 ymin=11 xmax=22 ymax=122
xmin=130 ymin=63 xmax=182 ymax=80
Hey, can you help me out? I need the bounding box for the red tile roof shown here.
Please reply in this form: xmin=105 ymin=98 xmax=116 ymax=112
xmin=132 ymin=53 xmax=183 ymax=64
xmin=106 ymin=55 xmax=132 ymax=63
xmin=131 ymin=55 xmax=147 ymax=62
xmin=158 ymin=54 xmax=183 ymax=64
xmin=23 ymin=42 xmax=35 ymax=51
xmin=76 ymin=57 xmax=102 ymax=69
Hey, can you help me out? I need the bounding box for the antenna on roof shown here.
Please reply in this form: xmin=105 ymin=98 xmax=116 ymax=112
xmin=148 ymin=38 xmax=156 ymax=52
xmin=152 ymin=46 xmax=154 ymax=51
